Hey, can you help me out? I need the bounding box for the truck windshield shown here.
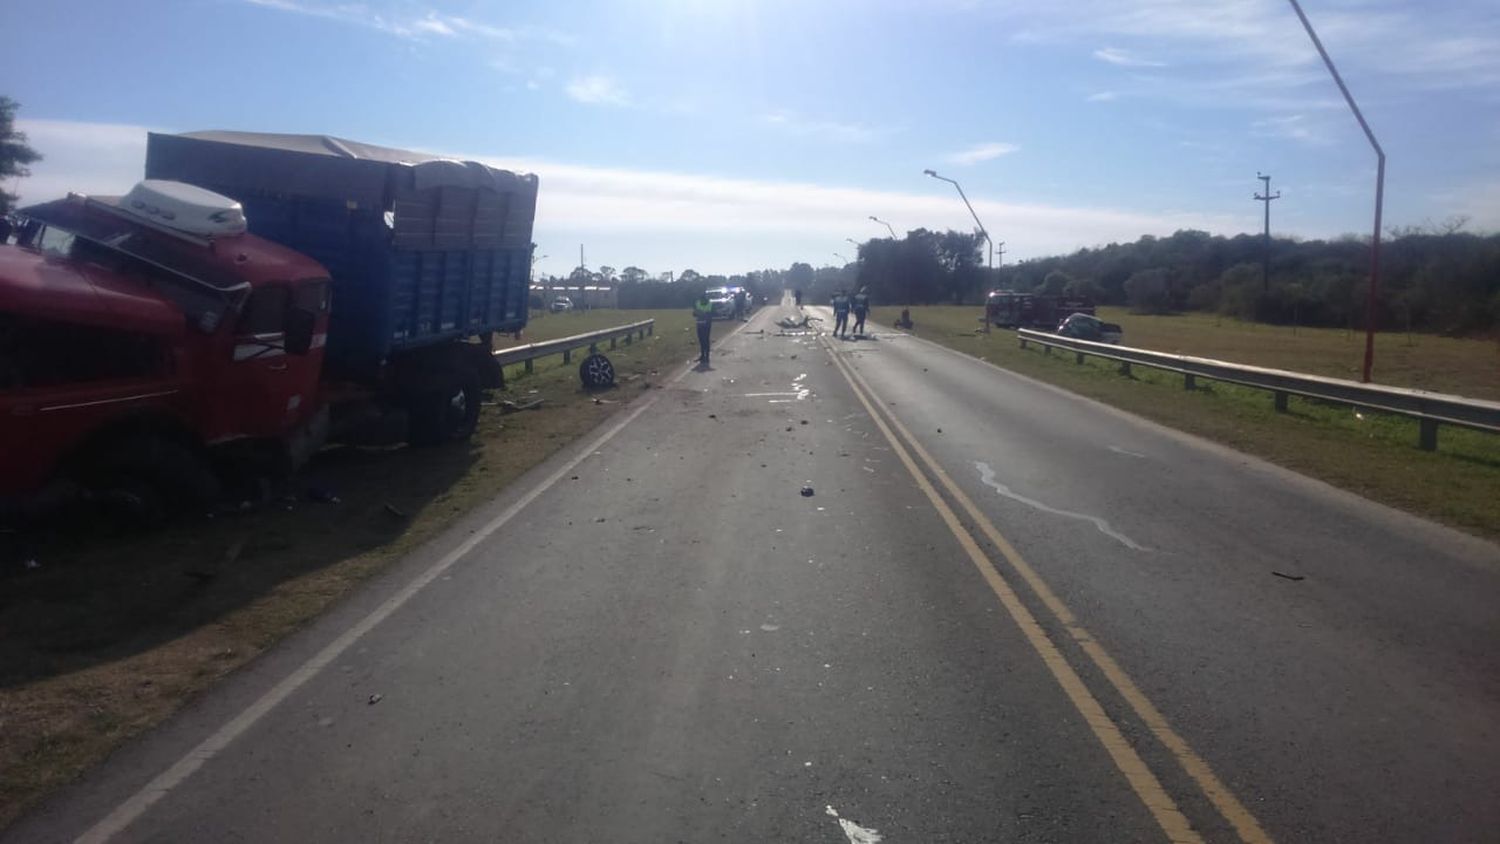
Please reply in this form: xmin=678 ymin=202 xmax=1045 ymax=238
xmin=18 ymin=198 xmax=251 ymax=333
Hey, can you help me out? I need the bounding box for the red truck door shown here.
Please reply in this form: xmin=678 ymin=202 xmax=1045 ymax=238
xmin=217 ymin=280 xmax=329 ymax=440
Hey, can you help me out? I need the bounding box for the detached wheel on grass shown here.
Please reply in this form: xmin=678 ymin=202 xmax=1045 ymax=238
xmin=408 ymin=373 xmax=482 ymax=446
xmin=579 ymin=353 xmax=616 ymax=390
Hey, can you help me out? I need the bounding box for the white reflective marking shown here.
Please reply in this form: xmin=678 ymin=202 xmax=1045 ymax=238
xmin=39 ymin=390 xmax=179 ymax=413
xmin=974 ymin=461 xmax=1147 ymax=552
xmin=1109 ymin=445 xmax=1147 ymax=459
xmin=826 ymin=805 xmax=882 ymax=844
xmin=745 ymin=392 xmax=801 ymax=397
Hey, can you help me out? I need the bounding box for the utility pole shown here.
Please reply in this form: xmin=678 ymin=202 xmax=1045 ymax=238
xmin=995 ymin=242 xmax=1006 ymax=267
xmin=1254 ymin=173 xmax=1281 ymax=296
xmin=579 ymin=244 xmax=586 ymax=270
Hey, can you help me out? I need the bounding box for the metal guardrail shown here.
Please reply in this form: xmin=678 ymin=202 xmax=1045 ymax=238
xmin=494 ymin=319 xmax=655 ymax=374
xmin=1017 ymin=328 xmax=1500 ymax=451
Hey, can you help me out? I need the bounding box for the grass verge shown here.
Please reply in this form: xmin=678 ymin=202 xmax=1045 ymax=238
xmin=870 ymin=305 xmax=1500 ymax=541
xmin=0 ymin=309 xmax=700 ymax=832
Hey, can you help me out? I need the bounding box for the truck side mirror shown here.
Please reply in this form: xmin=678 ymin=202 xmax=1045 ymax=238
xmin=285 ymin=308 xmax=317 ymax=355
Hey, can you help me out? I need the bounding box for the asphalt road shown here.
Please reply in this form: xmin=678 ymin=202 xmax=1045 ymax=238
xmin=12 ymin=297 xmax=1500 ymax=843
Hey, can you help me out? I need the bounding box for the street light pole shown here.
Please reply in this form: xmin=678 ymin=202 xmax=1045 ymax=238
xmin=868 ymin=215 xmax=897 ymax=239
xmin=924 ymin=169 xmax=992 ymax=271
xmin=1286 ymin=0 xmax=1384 ymax=383
xmin=834 ymin=252 xmax=849 ymax=263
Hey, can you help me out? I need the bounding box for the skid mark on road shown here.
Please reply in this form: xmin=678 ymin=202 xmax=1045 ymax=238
xmin=974 ymin=462 xmax=1147 ymax=552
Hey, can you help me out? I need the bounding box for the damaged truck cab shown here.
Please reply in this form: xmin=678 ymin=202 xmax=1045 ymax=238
xmin=2 ymin=131 xmax=537 ymax=521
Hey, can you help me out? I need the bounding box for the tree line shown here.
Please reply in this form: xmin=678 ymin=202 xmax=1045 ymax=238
xmin=992 ymin=225 xmax=1500 ymax=334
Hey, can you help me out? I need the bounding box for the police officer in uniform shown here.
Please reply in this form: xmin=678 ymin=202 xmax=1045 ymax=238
xmin=851 ymin=287 xmax=870 ymax=336
xmin=831 ymin=289 xmax=851 ymax=339
xmin=693 ymin=291 xmax=714 ymax=363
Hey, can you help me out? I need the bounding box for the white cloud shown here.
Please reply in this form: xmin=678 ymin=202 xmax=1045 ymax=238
xmin=761 ymin=111 xmax=884 ymax=144
xmin=1086 ymin=91 xmax=1118 ymax=102
xmin=1093 ymin=46 xmax=1166 ymax=67
xmin=944 ymin=142 xmax=1020 ymax=166
xmin=566 ymin=75 xmax=630 ymax=107
xmin=1251 ymin=114 xmax=1335 ymax=147
xmin=238 ymin=0 xmax=571 ymax=44
xmin=12 ymin=119 xmax=155 ymax=203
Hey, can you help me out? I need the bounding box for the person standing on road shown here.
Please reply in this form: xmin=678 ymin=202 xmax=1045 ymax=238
xmin=693 ymin=291 xmax=714 ymax=364
xmin=832 ymin=289 xmax=851 ymax=339
xmin=733 ymin=288 xmax=747 ymax=322
xmin=851 ymin=287 xmax=870 ymax=336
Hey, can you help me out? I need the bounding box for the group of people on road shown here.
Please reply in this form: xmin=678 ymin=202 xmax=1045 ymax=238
xmin=831 ymin=287 xmax=870 ymax=339
xmin=693 ymin=284 xmax=870 ymax=365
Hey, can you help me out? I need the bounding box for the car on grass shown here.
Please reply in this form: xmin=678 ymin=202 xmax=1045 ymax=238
xmin=1056 ymin=312 xmax=1123 ymax=344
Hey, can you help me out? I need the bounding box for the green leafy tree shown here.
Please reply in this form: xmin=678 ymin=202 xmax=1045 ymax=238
xmin=0 ymin=97 xmax=42 ymax=215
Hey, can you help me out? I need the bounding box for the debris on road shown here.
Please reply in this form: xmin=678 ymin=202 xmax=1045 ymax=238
xmin=500 ymin=398 xmax=545 ymax=414
xmin=307 ymin=486 xmax=341 ymax=504
xmin=383 ymin=503 xmax=408 ymax=519
xmin=800 ymin=486 xmax=815 ymax=497
xmin=1272 ymin=571 xmax=1306 ymax=582
xmin=367 ymin=693 xmax=383 ymax=705
xmin=23 ymin=558 xmax=40 ymax=570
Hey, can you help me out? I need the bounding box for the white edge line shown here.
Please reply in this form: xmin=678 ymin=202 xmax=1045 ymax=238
xmin=74 ymin=315 xmax=760 ymax=844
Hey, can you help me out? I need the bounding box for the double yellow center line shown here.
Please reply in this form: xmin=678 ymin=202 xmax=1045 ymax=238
xmin=819 ymin=330 xmax=1272 ymax=844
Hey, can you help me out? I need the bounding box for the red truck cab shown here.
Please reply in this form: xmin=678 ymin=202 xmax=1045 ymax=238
xmin=1 ymin=180 xmax=331 ymax=518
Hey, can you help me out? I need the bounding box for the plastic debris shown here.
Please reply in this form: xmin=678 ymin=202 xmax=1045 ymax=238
xmin=800 ymin=486 xmax=815 ymax=497
xmin=307 ymin=486 xmax=341 ymax=504
xmin=383 ymin=503 xmax=408 ymax=519
xmin=367 ymin=693 xmax=383 ymax=705
xmin=1272 ymin=571 xmax=1306 ymax=581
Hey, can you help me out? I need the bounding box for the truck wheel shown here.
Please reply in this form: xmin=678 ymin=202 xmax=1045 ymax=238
xmin=408 ymin=374 xmax=481 ymax=446
xmin=83 ymin=436 xmax=221 ymax=526
xmin=579 ymin=353 xmax=616 ymax=390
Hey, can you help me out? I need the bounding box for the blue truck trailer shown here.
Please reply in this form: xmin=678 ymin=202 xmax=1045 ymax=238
xmin=145 ymin=130 xmax=538 ymax=445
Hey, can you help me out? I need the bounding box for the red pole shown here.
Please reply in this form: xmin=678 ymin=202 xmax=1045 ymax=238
xmin=1286 ymin=0 xmax=1385 ymax=383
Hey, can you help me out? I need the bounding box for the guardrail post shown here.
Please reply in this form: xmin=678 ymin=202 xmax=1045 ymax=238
xmin=1274 ymin=391 xmax=1289 ymax=413
xmin=1419 ymin=419 xmax=1439 ymax=451
xmin=1019 ymin=337 xmax=1028 ymax=350
xmin=610 ymin=336 xmax=617 ymax=350
xmin=1043 ymin=344 xmax=1052 ymax=356
xmin=648 ymin=323 xmax=654 ymax=336
xmin=1119 ymin=362 xmax=1132 ymax=377
xmin=525 ymin=358 xmax=534 ymax=374
xmin=562 ymin=349 xmax=571 ymax=364
xmin=1184 ymin=373 xmax=1197 ymax=390
xmin=624 ymin=331 xmax=632 ymax=345
xmin=1075 ymin=351 xmax=1085 ymax=365
xmin=590 ymin=342 xmax=598 ymax=354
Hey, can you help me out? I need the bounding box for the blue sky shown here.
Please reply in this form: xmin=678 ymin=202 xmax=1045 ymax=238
xmin=10 ymin=0 xmax=1500 ymax=277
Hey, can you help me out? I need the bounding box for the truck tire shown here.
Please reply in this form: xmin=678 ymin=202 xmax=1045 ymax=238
xmin=579 ymin=353 xmax=616 ymax=390
xmin=82 ymin=435 xmax=221 ymax=526
xmin=408 ymin=373 xmax=482 ymax=446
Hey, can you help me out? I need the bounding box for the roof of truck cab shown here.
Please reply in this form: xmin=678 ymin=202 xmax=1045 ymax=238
xmin=0 ymin=245 xmax=184 ymax=335
xmin=22 ymin=195 xmax=329 ymax=289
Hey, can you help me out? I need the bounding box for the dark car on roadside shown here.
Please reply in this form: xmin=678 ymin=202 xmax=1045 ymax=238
xmin=1057 ymin=312 xmax=1123 ymax=344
